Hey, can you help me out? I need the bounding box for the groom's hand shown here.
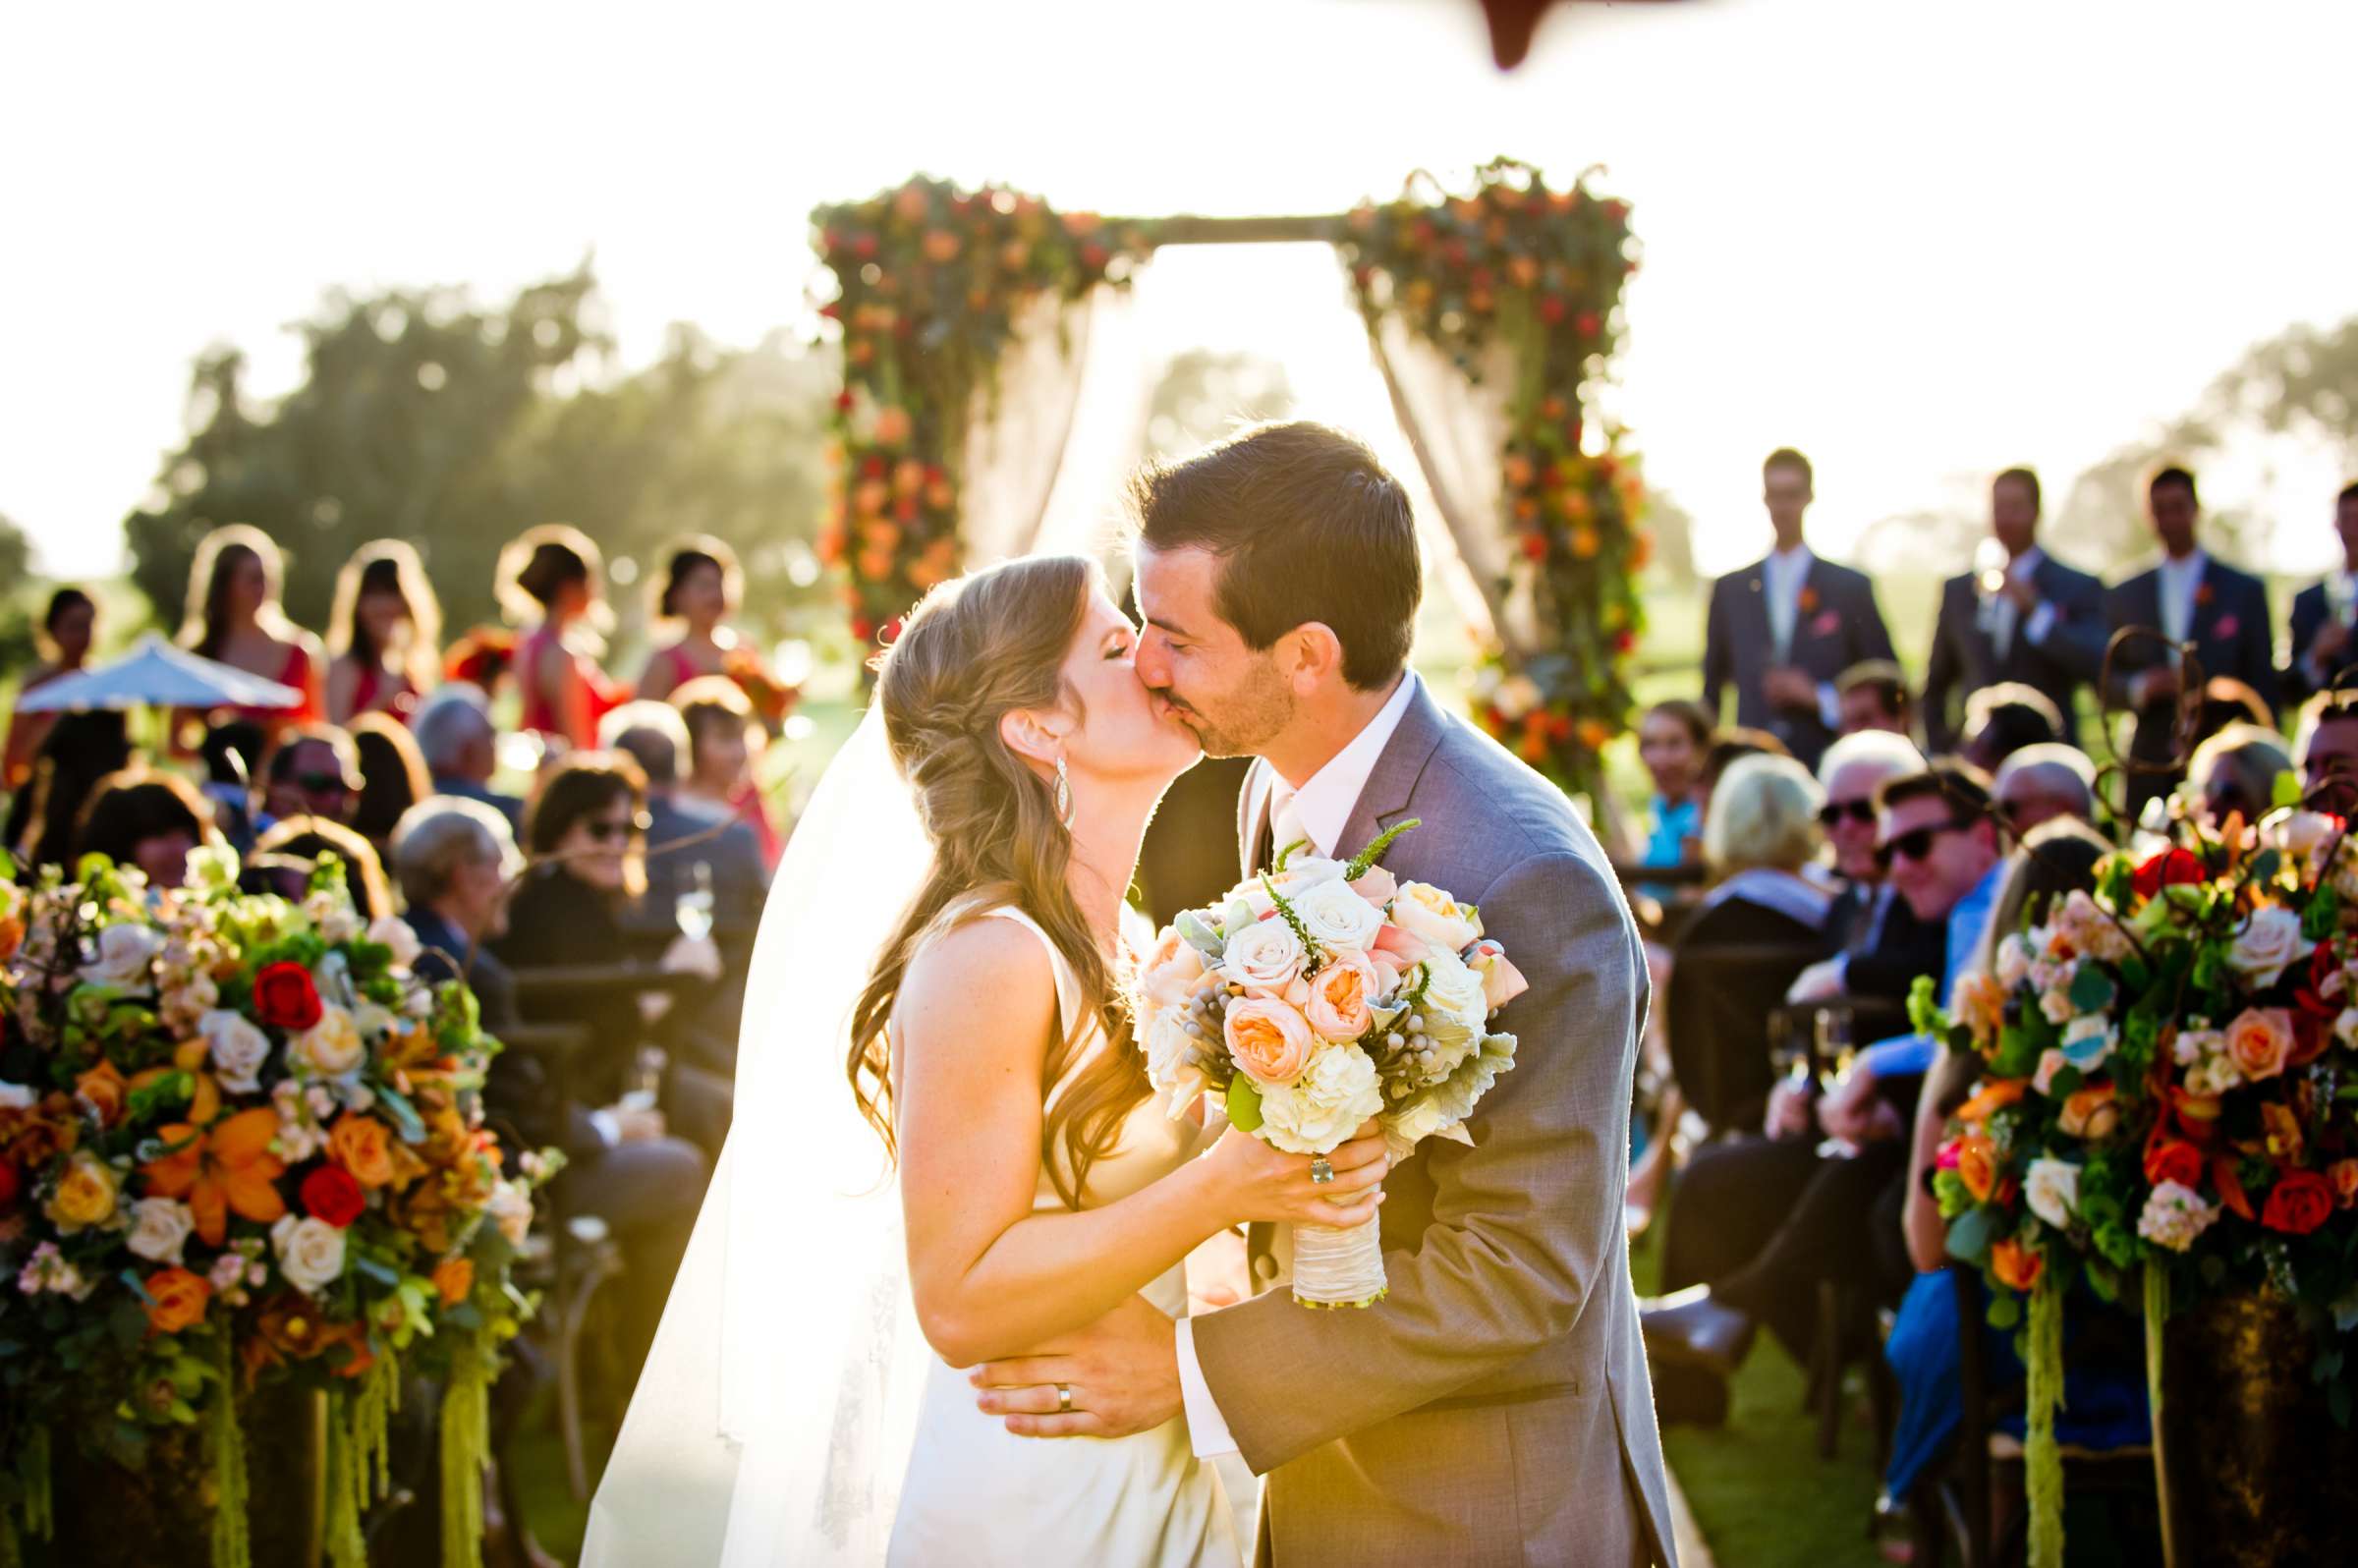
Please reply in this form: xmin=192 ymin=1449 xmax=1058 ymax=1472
xmin=969 ymin=1293 xmax=1182 ymax=1439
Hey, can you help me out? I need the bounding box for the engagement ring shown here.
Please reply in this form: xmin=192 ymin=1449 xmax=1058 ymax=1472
xmin=1310 ymin=1156 xmax=1335 ymax=1185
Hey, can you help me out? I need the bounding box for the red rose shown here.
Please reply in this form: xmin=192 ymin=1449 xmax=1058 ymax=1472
xmin=252 ymin=962 xmax=323 ymax=1032
xmin=2132 ymin=848 xmax=2207 ymax=901
xmin=2262 ymin=1169 xmax=2334 ymax=1236
xmin=2144 ymin=1136 xmax=2205 ymax=1192
xmin=300 ymin=1164 xmax=365 ymax=1229
xmin=0 ymin=1159 xmax=18 ymax=1210
xmin=2296 ymin=942 xmax=2340 ymax=1019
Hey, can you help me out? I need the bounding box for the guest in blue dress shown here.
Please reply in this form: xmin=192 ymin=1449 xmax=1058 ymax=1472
xmin=1636 ymin=699 xmax=1712 ymax=904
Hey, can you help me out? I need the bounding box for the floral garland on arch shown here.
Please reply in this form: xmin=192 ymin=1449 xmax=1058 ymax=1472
xmin=812 ymin=175 xmax=1148 ymax=646
xmin=1339 ymin=158 xmax=1648 ymax=794
xmin=0 ymin=848 xmax=552 ymax=1568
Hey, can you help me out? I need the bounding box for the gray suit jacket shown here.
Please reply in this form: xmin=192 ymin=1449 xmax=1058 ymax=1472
xmin=1192 ymin=676 xmax=1678 ymax=1567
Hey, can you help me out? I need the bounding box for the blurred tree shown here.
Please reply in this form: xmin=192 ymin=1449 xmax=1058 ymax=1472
xmin=1143 ymin=350 xmax=1296 ymax=461
xmin=1641 ymin=488 xmax=1698 ymax=588
xmin=0 ymin=512 xmax=36 ymax=673
xmin=124 ymin=268 xmax=833 ymax=653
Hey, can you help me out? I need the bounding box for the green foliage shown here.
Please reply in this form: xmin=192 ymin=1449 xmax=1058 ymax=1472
xmin=1224 ymin=1074 xmax=1263 ymax=1134
xmin=1343 ymin=818 xmax=1420 ymax=881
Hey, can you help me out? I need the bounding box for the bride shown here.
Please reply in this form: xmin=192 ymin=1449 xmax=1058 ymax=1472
xmin=585 ymin=554 xmax=1388 ymax=1566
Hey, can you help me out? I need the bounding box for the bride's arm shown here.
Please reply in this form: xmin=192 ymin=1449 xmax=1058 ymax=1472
xmin=895 ymin=920 xmax=1382 ymax=1368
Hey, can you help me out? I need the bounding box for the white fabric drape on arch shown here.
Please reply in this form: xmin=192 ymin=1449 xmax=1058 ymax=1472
xmin=957 ymin=289 xmax=1107 ymax=569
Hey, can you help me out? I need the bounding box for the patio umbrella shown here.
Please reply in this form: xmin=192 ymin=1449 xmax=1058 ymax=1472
xmin=14 ymin=633 xmax=305 ymax=713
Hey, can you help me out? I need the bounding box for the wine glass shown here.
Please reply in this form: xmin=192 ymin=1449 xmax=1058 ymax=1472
xmin=1973 ymin=534 xmax=2012 ymax=598
xmin=1815 ymin=1005 xmax=1861 ymax=1159
xmin=675 ymin=860 xmax=715 ymax=944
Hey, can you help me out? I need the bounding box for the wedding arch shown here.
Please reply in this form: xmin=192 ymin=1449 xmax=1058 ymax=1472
xmin=811 ymin=156 xmax=1647 ymax=796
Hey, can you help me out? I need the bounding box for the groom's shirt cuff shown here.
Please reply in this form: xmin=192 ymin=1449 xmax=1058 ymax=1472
xmin=1174 ymin=1318 xmax=1241 ymax=1459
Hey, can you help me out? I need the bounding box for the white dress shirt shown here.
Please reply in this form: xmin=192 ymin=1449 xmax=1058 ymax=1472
xmin=1175 ymin=673 xmax=1418 ymax=1461
xmin=2304 ymin=569 xmax=2358 ymax=687
xmin=1976 ymin=546 xmax=2059 ymax=659
xmin=2157 ymin=549 xmax=2210 ymax=648
xmin=1762 ymin=543 xmax=1813 ymax=662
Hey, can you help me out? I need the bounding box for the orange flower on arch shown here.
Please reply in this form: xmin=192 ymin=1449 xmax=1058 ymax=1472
xmin=1956 ymin=1136 xmax=1999 ymax=1203
xmin=140 ymin=1107 xmax=286 ymax=1248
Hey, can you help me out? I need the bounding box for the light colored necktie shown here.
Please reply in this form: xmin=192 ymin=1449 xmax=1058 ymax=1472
xmin=1266 ymin=782 xmax=1314 ymax=867
xmin=1768 ymin=561 xmax=1798 ymax=662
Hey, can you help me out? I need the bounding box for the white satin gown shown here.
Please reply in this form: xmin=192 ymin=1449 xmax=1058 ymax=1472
xmin=885 ymin=907 xmax=1241 ymax=1568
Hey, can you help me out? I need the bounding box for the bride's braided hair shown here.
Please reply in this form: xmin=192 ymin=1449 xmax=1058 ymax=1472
xmin=847 ymin=554 xmax=1151 ymax=1206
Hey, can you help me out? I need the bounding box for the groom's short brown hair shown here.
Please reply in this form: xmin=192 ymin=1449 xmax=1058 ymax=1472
xmin=1127 ymin=421 xmax=1421 ymax=690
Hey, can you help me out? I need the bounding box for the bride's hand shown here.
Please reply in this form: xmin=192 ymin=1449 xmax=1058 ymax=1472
xmin=1203 ymin=1118 xmax=1387 ymax=1229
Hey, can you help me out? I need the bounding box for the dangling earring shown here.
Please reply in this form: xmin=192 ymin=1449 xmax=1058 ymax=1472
xmin=1053 ymin=755 xmax=1077 ymax=830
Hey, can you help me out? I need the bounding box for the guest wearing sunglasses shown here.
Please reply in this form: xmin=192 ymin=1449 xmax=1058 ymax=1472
xmin=1791 ymin=731 xmax=1947 ymax=1007
xmin=2295 ymin=692 xmax=2358 ymax=817
xmin=1991 ymin=743 xmax=2099 ymax=839
xmin=2186 ymin=723 xmax=2291 ymax=832
xmin=261 ymin=724 xmax=364 ymax=827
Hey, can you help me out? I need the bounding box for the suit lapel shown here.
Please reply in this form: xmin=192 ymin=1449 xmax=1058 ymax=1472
xmin=1238 ymin=758 xmax=1271 ymax=881
xmin=1334 ymin=675 xmax=1449 ymax=865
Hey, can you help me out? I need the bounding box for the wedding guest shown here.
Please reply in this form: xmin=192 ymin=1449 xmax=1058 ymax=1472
xmin=2191 ymin=674 xmax=2275 ymax=748
xmin=3 ymin=587 xmax=96 ymax=789
xmin=249 ymin=815 xmax=394 ymax=922
xmin=600 ymin=702 xmax=768 ymax=938
xmin=1992 ymin=743 xmax=2099 ymax=838
xmin=2283 ymin=480 xmax=2358 ymax=704
xmin=1701 ymin=726 xmax=1790 ymax=799
xmin=672 ymin=675 xmax=783 ymax=870
xmin=1958 ymin=682 xmax=2065 ymax=774
xmin=500 ymin=524 xmax=620 ymax=754
xmin=5 ymin=710 xmax=133 ymax=870
xmin=2186 ymin=722 xmax=2292 ymax=830
xmin=262 ymin=724 xmax=363 ymax=826
xmin=1702 ymin=448 xmax=1896 ymax=769
xmin=634 ymin=536 xmax=792 ymax=724
xmin=2107 ymin=467 xmax=2277 ymax=821
xmin=325 ymin=539 xmax=440 ymax=726
xmin=1922 ymin=468 xmax=2106 ymax=750
xmin=349 ymin=712 xmax=431 ymax=858
xmin=1635 ymin=699 xmax=1712 ymax=898
xmin=72 ymin=768 xmax=215 ymax=886
xmin=1834 ymin=660 xmax=1913 ymax=738
xmin=412 ymin=683 xmax=524 ymax=831
xmin=2296 ymin=690 xmax=2358 ymax=815
xmin=393 ymin=796 xmax=707 ymax=1381
xmin=1794 ymin=730 xmax=1946 ymax=1005
xmin=176 ymin=524 xmax=324 ymax=742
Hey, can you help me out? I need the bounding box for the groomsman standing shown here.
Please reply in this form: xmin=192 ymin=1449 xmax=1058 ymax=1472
xmin=2106 ymin=466 xmax=2277 ymax=820
xmin=1702 ymin=448 xmax=1895 ymax=770
xmin=1921 ymin=468 xmax=2107 ymax=751
xmin=2283 ymin=480 xmax=2358 ymax=704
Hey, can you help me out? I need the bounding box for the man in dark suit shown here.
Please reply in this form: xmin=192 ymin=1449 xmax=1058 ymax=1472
xmin=2283 ymin=480 xmax=2358 ymax=706
xmin=2106 ymin=466 xmax=2278 ymax=821
xmin=1921 ymin=468 xmax=2107 ymax=751
xmin=1703 ymin=447 xmax=1896 ymax=771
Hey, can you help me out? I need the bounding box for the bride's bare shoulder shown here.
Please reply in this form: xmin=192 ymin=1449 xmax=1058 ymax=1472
xmin=896 ymin=909 xmax=1057 ymax=1065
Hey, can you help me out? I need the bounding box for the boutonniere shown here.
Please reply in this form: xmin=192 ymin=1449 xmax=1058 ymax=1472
xmin=1797 ymin=586 xmax=1821 ymax=615
xmin=2195 ymin=582 xmax=2216 ymax=608
xmin=2214 ymin=613 xmax=2241 ymax=641
xmin=1813 ymin=608 xmax=1842 ymax=638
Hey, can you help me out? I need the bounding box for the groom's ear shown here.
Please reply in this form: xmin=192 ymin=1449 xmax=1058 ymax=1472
xmin=997 ymin=706 xmax=1072 ymax=767
xmin=1276 ymin=622 xmax=1346 ymax=694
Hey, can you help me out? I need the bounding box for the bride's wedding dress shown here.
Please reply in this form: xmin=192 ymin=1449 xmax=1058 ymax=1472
xmin=885 ymin=904 xmax=1239 ymax=1567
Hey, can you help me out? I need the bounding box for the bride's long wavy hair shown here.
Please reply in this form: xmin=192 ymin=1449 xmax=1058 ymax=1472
xmin=846 ymin=554 xmax=1151 ymax=1205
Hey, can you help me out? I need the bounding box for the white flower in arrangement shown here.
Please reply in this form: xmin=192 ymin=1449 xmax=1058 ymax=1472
xmin=2038 ymin=985 xmax=2078 ymax=1027
xmin=0 ymin=1081 xmax=32 ymax=1111
xmin=81 ymin=923 xmax=164 ymax=988
xmin=2058 ymin=1014 xmax=2114 ymax=1072
xmin=1145 ymin=1011 xmax=1211 ymax=1116
xmin=2052 ymin=889 xmax=2134 ymax=963
xmin=2265 ymin=810 xmax=2341 ymax=872
xmin=1417 ymin=948 xmax=1491 ymax=1036
xmin=304 ymin=891 xmax=364 ymax=946
xmin=1266 ymin=856 xmax=1347 ymax=896
xmin=486 ymin=1181 xmax=535 ymax=1248
xmin=16 ymin=1242 xmax=94 ymax=1301
xmin=2032 ymin=1049 xmax=2070 ymax=1096
xmin=2023 ymin=1157 xmax=2081 ymax=1229
xmin=402 ymin=985 xmax=435 ymax=1019
xmin=126 ymin=1197 xmax=196 ymax=1266
xmin=1221 ymin=919 xmax=1306 ymax=995
xmin=198 ymin=1008 xmax=273 ymax=1093
xmin=2187 ymin=1051 xmax=2243 ymax=1098
xmin=2227 ymin=905 xmax=2308 ymax=987
xmin=2137 ymin=1180 xmax=2221 ymax=1253
xmin=1392 ymin=881 xmax=1482 ymax=954
xmin=1256 ymin=1042 xmax=1384 ymax=1154
xmin=2172 ymin=1025 xmax=2222 ymax=1066
xmin=206 ymin=1252 xmax=252 ymax=1302
xmin=288 ymin=1005 xmax=366 ymax=1078
xmin=366 ymin=915 xmax=422 ymax=969
xmin=270 ymin=1213 xmax=349 ymax=1295
xmin=161 ymin=972 xmax=220 ymax=1034
xmin=1291 ymin=878 xmax=1386 ymax=956
xmin=2337 ymin=1007 xmax=2358 ymax=1053
xmin=1995 ymin=933 xmax=2035 ymax=991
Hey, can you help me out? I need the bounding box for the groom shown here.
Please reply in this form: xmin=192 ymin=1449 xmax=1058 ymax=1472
xmin=972 ymin=422 xmax=1678 ymax=1566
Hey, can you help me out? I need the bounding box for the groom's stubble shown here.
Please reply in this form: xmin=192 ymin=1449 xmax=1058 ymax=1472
xmin=1153 ymin=654 xmax=1295 ymax=762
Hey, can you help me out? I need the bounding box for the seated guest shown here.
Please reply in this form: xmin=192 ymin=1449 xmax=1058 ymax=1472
xmin=349 ymin=712 xmax=431 ymax=859
xmin=2192 ymin=675 xmax=2274 ymax=748
xmin=1635 ymin=699 xmax=1712 ymax=900
xmin=1992 ymin=742 xmax=2100 ymax=839
xmin=72 ymin=768 xmax=216 ymax=886
xmin=1701 ymin=726 xmax=1790 ymax=800
xmin=599 ymin=701 xmax=768 ymax=936
xmin=2282 ymin=480 xmax=2358 ymax=705
xmin=196 ymin=719 xmax=267 ymax=853
xmin=5 ymin=710 xmax=133 ymax=870
xmin=1834 ymin=660 xmax=1913 ymax=738
xmin=1793 ymin=730 xmax=1945 ymax=1006
xmin=391 ymin=795 xmax=706 ymax=1383
xmin=1958 ymin=681 xmax=2064 ymax=774
xmin=250 ymin=815 xmax=394 ymax=921
xmin=412 ymin=683 xmax=525 ymax=831
xmin=2186 ymin=722 xmax=2292 ymax=830
xmin=673 ymin=675 xmax=783 ymax=870
xmin=2296 ymin=690 xmax=2358 ymax=815
xmin=262 ymin=724 xmax=364 ymax=826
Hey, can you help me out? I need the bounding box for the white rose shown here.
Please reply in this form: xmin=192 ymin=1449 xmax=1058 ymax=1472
xmin=199 ymin=1008 xmax=273 ymax=1093
xmin=1255 ymin=1042 xmax=1384 ymax=1154
xmin=367 ymin=916 xmax=422 ymax=969
xmin=0 ymin=1081 xmax=32 ymax=1111
xmin=2266 ymin=810 xmax=2340 ymax=869
xmin=2137 ymin=1180 xmax=2221 ymax=1253
xmin=1995 ymin=934 xmax=2033 ymax=992
xmin=486 ymin=1182 xmax=534 ymax=1248
xmin=270 ymin=1214 xmax=348 ymax=1295
xmin=1291 ymin=879 xmax=1385 ymax=957
xmin=402 ymin=986 xmax=435 ymax=1019
xmin=1221 ymin=919 xmax=1306 ymax=995
xmin=126 ymin=1197 xmax=196 ymax=1266
xmin=2337 ymin=1008 xmax=2358 ymax=1053
xmin=288 ymin=1005 xmax=366 ymax=1078
xmin=1417 ymin=947 xmax=1491 ymax=1032
xmin=1392 ymin=881 xmax=1481 ymax=954
xmin=82 ymin=923 xmax=164 ymax=987
xmin=2024 ymin=1157 xmax=2080 ymax=1230
xmin=1267 ymin=856 xmax=1346 ymax=896
xmin=2227 ymin=905 xmax=2307 ymax=987
xmin=304 ymin=892 xmax=364 ymax=946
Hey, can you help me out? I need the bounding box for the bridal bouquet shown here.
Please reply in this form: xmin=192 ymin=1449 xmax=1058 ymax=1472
xmin=0 ymin=847 xmax=553 ymax=1568
xmin=1136 ymin=822 xmax=1524 ymax=1308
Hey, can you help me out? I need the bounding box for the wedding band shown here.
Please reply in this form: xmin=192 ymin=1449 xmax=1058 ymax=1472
xmin=1056 ymin=1382 xmax=1074 ymax=1414
xmin=1310 ymin=1156 xmax=1335 ymax=1185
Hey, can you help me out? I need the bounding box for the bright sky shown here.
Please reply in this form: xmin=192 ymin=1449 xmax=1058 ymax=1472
xmin=7 ymin=0 xmax=2358 ymax=584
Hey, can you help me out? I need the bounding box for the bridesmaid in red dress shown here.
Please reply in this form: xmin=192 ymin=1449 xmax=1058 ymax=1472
xmin=176 ymin=525 xmax=324 ymax=748
xmin=3 ymin=588 xmax=97 ymax=791
xmin=325 ymin=540 xmax=441 ymax=727
xmin=672 ymin=675 xmax=784 ymax=869
xmin=637 ymin=535 xmax=798 ymax=725
xmin=499 ymin=524 xmax=620 ymax=755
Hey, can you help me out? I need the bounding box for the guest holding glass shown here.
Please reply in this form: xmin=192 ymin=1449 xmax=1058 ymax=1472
xmin=3 ymin=587 xmax=96 ymax=790
xmin=325 ymin=539 xmax=440 ymax=726
xmin=500 ymin=524 xmax=620 ymax=754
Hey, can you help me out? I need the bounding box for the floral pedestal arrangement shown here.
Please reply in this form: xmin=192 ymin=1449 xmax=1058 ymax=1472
xmin=0 ymin=848 xmax=550 ymax=1568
